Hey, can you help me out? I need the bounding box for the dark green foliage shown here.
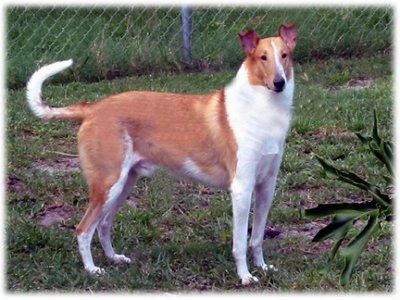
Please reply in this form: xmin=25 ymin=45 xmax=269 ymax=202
xmin=305 ymin=111 xmax=393 ymax=286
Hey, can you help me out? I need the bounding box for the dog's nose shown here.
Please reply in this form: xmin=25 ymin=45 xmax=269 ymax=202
xmin=273 ymin=76 xmax=285 ymax=92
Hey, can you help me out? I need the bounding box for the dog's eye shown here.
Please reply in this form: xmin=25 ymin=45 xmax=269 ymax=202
xmin=282 ymin=53 xmax=287 ymax=59
xmin=260 ymin=55 xmax=267 ymax=61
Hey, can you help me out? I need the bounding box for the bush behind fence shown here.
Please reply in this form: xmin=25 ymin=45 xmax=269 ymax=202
xmin=7 ymin=6 xmax=392 ymax=88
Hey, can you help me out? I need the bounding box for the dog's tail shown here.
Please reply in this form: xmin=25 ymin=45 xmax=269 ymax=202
xmin=26 ymin=59 xmax=90 ymax=121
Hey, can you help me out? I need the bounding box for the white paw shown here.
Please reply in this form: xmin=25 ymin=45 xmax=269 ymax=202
xmin=87 ymin=266 xmax=106 ymax=275
xmin=111 ymin=254 xmax=132 ymax=264
xmin=261 ymin=264 xmax=278 ymax=272
xmin=240 ymin=273 xmax=259 ymax=285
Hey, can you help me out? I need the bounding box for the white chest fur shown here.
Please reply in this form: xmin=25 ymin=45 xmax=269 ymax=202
xmin=225 ymin=64 xmax=294 ymax=160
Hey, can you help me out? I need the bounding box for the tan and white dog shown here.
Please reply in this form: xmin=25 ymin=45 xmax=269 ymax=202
xmin=26 ymin=23 xmax=296 ymax=285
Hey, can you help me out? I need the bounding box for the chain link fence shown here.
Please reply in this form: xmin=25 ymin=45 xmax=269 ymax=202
xmin=7 ymin=6 xmax=392 ymax=88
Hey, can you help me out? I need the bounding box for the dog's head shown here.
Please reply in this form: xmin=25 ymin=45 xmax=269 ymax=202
xmin=239 ymin=23 xmax=297 ymax=92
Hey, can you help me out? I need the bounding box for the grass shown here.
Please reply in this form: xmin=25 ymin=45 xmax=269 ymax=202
xmin=6 ymin=53 xmax=393 ymax=292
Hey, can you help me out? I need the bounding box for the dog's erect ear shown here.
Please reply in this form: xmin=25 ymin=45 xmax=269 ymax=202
xmin=278 ymin=23 xmax=297 ymax=51
xmin=239 ymin=29 xmax=260 ymax=55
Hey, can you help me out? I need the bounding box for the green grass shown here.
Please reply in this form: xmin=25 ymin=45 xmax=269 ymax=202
xmin=6 ymin=53 xmax=393 ymax=292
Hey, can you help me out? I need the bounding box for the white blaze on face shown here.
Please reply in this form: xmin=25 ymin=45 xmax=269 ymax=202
xmin=271 ymin=40 xmax=287 ymax=83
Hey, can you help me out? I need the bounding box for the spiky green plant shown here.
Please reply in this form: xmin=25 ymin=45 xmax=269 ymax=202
xmin=304 ymin=110 xmax=393 ymax=286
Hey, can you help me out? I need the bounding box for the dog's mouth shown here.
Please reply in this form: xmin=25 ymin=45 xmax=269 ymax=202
xmin=273 ymin=87 xmax=284 ymax=93
xmin=265 ymin=84 xmax=285 ymax=93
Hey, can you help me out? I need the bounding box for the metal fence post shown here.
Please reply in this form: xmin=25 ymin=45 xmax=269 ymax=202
xmin=181 ymin=6 xmax=192 ymax=64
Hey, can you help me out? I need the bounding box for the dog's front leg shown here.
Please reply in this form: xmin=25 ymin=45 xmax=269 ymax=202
xmin=249 ymin=181 xmax=278 ymax=272
xmin=230 ymin=178 xmax=258 ymax=285
xmin=250 ymin=155 xmax=282 ymax=273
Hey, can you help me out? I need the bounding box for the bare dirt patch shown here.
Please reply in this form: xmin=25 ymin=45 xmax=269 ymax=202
xmin=35 ymin=205 xmax=76 ymax=228
xmin=345 ymin=77 xmax=375 ymax=90
xmin=311 ymin=127 xmax=355 ymax=139
xmin=282 ymin=221 xmax=326 ymax=240
xmin=32 ymin=157 xmax=80 ymax=174
xmin=7 ymin=175 xmax=26 ymax=193
xmin=329 ymin=77 xmax=376 ymax=91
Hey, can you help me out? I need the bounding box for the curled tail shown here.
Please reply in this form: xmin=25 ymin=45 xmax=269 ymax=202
xmin=26 ymin=59 xmax=89 ymax=121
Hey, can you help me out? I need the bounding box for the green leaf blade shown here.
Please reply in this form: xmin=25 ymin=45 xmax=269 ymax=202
xmin=304 ymin=202 xmax=377 ymax=219
xmin=311 ymin=215 xmax=354 ymax=243
xmin=315 ymin=155 xmax=390 ymax=208
xmin=340 ymin=215 xmax=380 ymax=286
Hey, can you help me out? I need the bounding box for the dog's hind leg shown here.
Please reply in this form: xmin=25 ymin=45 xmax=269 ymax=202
xmin=76 ymin=125 xmax=135 ymax=274
xmin=76 ymin=170 xmax=134 ymax=273
xmin=76 ymin=183 xmax=112 ymax=274
xmin=97 ymin=170 xmax=138 ymax=264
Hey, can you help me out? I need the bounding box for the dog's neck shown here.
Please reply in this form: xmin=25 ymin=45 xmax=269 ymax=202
xmin=223 ymin=62 xmax=294 ymax=158
xmin=227 ymin=62 xmax=295 ymax=110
